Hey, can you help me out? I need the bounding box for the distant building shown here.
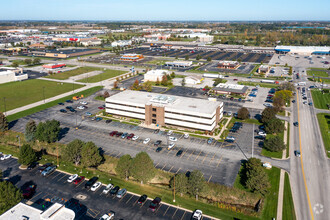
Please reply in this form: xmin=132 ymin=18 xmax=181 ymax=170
xmin=30 ymin=48 xmax=100 ymax=59
xmin=0 ymin=47 xmax=28 ymax=55
xmin=177 ymin=33 xmax=214 ymax=42
xmin=120 ymin=53 xmax=144 ymax=62
xmin=0 ymin=202 xmax=75 ymax=220
xmin=212 ymin=83 xmax=248 ymax=95
xmin=165 ymin=61 xmax=192 ymax=68
xmin=111 ymin=40 xmax=132 ymax=47
xmin=275 ymin=46 xmax=330 ymax=55
xmin=80 ymin=38 xmax=102 ymax=46
xmin=0 ymin=67 xmax=28 ymax=84
xmin=185 ymin=76 xmax=202 ymax=85
xmin=29 ymin=43 xmax=47 ymax=49
xmin=144 ymin=69 xmax=170 ymax=82
xmin=257 ymin=65 xmax=271 ymax=74
xmin=217 ymin=61 xmax=240 ymax=69
xmin=42 ymin=63 xmax=66 ymax=69
xmin=105 ymin=90 xmax=223 ymax=131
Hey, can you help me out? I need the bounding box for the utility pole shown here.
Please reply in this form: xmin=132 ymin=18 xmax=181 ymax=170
xmin=57 ymin=146 xmax=59 ymax=167
xmin=252 ymin=123 xmax=254 ymax=158
xmin=173 ymin=175 xmax=176 ymax=202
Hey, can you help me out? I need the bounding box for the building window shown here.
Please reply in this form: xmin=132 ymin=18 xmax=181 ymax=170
xmin=152 ymin=108 xmax=156 ymax=112
xmin=152 ymin=114 xmax=156 ymax=117
xmin=152 ymin=119 xmax=156 ymax=124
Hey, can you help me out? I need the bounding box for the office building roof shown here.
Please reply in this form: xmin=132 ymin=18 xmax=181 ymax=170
xmin=213 ymin=83 xmax=248 ymax=94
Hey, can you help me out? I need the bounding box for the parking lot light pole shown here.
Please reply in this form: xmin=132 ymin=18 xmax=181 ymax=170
xmin=16 ymin=135 xmax=20 ymax=149
xmin=173 ymin=175 xmax=176 ymax=203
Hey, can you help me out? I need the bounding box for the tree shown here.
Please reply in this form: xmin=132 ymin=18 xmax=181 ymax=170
xmin=36 ymin=120 xmax=61 ymax=143
xmin=32 ymin=58 xmax=41 ymax=65
xmin=181 ymin=78 xmax=186 ymax=87
xmin=161 ymin=75 xmax=168 ymax=86
xmin=18 ymin=144 xmax=37 ymax=166
xmin=142 ymin=81 xmax=152 ymax=92
xmin=81 ymin=141 xmax=102 ymax=167
xmin=170 ymin=72 xmax=175 ymax=79
xmin=24 ymin=59 xmax=32 ymax=65
xmin=265 ymin=118 xmax=284 ymax=134
xmin=289 ymin=66 xmax=293 ymax=75
xmin=278 ymin=82 xmax=294 ymax=91
xmin=274 ymin=90 xmax=292 ymax=103
xmin=196 ymin=55 xmax=201 ymax=60
xmin=261 ymin=107 xmax=277 ymax=124
xmin=113 ymin=80 xmax=118 ymax=89
xmin=25 ymin=120 xmax=37 ymax=142
xmin=155 ymin=78 xmax=160 ymax=86
xmin=11 ymin=61 xmax=19 ymax=68
xmin=116 ymin=154 xmax=132 ymax=180
xmin=0 ymin=181 xmax=22 ymax=214
xmin=131 ymin=79 xmax=141 ymax=90
xmin=245 ymin=158 xmax=270 ymax=195
xmin=0 ymin=112 xmax=8 ymax=132
xmin=237 ymin=107 xmax=250 ymax=120
xmin=170 ymin=173 xmax=188 ymax=196
xmin=185 ymin=55 xmax=190 ymax=61
xmin=62 ymin=139 xmax=84 ymax=165
xmin=213 ymin=78 xmax=224 ymax=86
xmin=273 ymin=96 xmax=285 ymax=112
xmin=264 ymin=135 xmax=286 ymax=152
xmin=207 ymin=57 xmax=212 ymax=62
xmin=131 ymin=152 xmax=155 ymax=184
xmin=188 ymin=170 xmax=205 ymax=200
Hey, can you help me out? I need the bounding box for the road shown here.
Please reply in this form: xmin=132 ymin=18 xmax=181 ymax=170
xmin=289 ymin=66 xmax=330 ymax=220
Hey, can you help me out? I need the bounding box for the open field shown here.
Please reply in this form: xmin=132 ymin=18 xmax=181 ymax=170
xmin=283 ymin=173 xmax=297 ymax=220
xmin=311 ymin=89 xmax=330 ymax=109
xmin=0 ymin=79 xmax=84 ymax=112
xmin=316 ymin=113 xmax=330 ymax=158
xmin=45 ymin=66 xmax=98 ymax=80
xmin=77 ymin=69 xmax=126 ymax=83
xmin=307 ymin=69 xmax=328 ymax=77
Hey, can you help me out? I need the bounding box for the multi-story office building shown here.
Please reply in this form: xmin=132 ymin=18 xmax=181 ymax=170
xmin=105 ymin=91 xmax=223 ymax=131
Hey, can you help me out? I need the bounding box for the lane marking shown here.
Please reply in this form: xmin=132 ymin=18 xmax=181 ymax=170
xmin=126 ymin=194 xmax=135 ymax=204
xmin=201 ymin=152 xmax=209 ymax=164
xmin=194 ymin=150 xmax=203 ymax=161
xmin=163 ymin=206 xmax=171 ymax=216
xmin=180 ymin=211 xmax=186 ymax=220
xmin=216 ymin=156 xmax=223 ymax=168
xmin=187 ymin=150 xmax=195 ymax=160
xmin=176 ymin=168 xmax=181 ymax=174
xmin=172 ymin=208 xmax=178 ymax=219
xmin=168 ymin=166 xmax=174 ymax=172
xmin=296 ymin=92 xmax=314 ymax=220
xmin=208 ymin=153 xmax=216 ymax=165
xmin=207 ymin=175 xmax=212 ymax=183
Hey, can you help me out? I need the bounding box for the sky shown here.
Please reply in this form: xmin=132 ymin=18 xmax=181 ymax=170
xmin=1 ymin=0 xmax=329 ymax=21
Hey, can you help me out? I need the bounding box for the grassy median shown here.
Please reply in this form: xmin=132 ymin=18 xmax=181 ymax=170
xmin=316 ymin=113 xmax=330 ymax=158
xmin=45 ymin=66 xmax=99 ymax=80
xmin=282 ymin=173 xmax=296 ymax=220
xmin=311 ymin=89 xmax=330 ymax=109
xmin=0 ymin=79 xmax=84 ymax=112
xmin=77 ymin=69 xmax=126 ymax=83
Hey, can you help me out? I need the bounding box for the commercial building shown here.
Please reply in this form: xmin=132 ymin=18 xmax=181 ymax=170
xmin=42 ymin=63 xmax=66 ymax=69
xmin=257 ymin=65 xmax=271 ymax=74
xmin=212 ymin=83 xmax=248 ymax=95
xmin=111 ymin=40 xmax=132 ymax=47
xmin=0 ymin=67 xmax=28 ymax=84
xmin=217 ymin=61 xmax=240 ymax=69
xmin=30 ymin=48 xmax=100 ymax=58
xmin=120 ymin=53 xmax=144 ymax=62
xmin=0 ymin=202 xmax=75 ymax=220
xmin=0 ymin=47 xmax=28 ymax=55
xmin=105 ymin=90 xmax=223 ymax=131
xmin=184 ymin=76 xmax=202 ymax=85
xmin=165 ymin=60 xmax=192 ymax=68
xmin=144 ymin=69 xmax=170 ymax=82
xmin=275 ymin=46 xmax=330 ymax=55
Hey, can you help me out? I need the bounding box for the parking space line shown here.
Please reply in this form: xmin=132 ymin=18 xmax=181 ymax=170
xmin=155 ymin=162 xmax=160 ymax=168
xmin=156 ymin=204 xmax=163 ymax=214
xmin=176 ymin=168 xmax=181 ymax=174
xmin=168 ymin=166 xmax=174 ymax=172
xmin=161 ymin=164 xmax=167 ymax=170
xmin=115 ymin=152 xmax=122 ymax=158
xmin=201 ymin=152 xmax=209 ymax=164
xmin=187 ymin=150 xmax=195 ymax=160
xmin=172 ymin=208 xmax=178 ymax=219
xmin=180 ymin=211 xmax=186 ymax=220
xmin=57 ymin=173 xmax=68 ymax=182
xmin=126 ymin=194 xmax=135 ymax=204
xmin=207 ymin=175 xmax=212 ymax=183
xmin=216 ymin=156 xmax=223 ymax=168
xmin=180 ymin=149 xmax=188 ymax=158
xmin=48 ymin=171 xmax=59 ymax=178
xmin=208 ymin=153 xmax=216 ymax=165
xmin=194 ymin=150 xmax=202 ymax=161
xmin=119 ymin=194 xmax=127 ymax=201
xmin=29 ymin=192 xmax=42 ymax=202
xmin=76 ymin=180 xmax=85 ymax=188
xmin=163 ymin=206 xmax=171 ymax=216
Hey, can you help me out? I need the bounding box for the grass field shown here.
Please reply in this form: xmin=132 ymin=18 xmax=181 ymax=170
xmin=45 ymin=66 xmax=99 ymax=80
xmin=77 ymin=69 xmax=126 ymax=83
xmin=145 ymin=59 xmax=175 ymax=65
xmin=316 ymin=113 xmax=330 ymax=158
xmin=238 ymin=81 xmax=280 ymax=89
xmin=6 ymin=86 xmax=103 ymax=122
xmin=282 ymin=173 xmax=297 ymax=220
xmin=0 ymin=79 xmax=84 ymax=112
xmin=311 ymin=89 xmax=330 ymax=109
xmin=307 ymin=69 xmax=328 ymax=78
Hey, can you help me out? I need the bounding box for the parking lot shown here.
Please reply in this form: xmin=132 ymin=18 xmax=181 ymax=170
xmin=121 ymin=47 xmax=273 ymax=64
xmin=197 ymin=62 xmax=255 ymax=74
xmin=269 ymin=54 xmax=330 ymax=68
xmin=0 ymin=158 xmax=215 ymax=220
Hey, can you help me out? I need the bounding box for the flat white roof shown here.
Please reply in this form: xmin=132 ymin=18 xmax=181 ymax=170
xmin=106 ymin=90 xmax=222 ymax=115
xmin=275 ymin=45 xmax=330 ymax=52
xmin=216 ymin=83 xmax=245 ymax=90
xmin=145 ymin=69 xmax=169 ymax=76
xmin=165 ymin=61 xmax=192 ymax=65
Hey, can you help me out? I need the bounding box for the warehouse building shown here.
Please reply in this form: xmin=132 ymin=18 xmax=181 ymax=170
xmin=165 ymin=60 xmax=192 ymax=68
xmin=42 ymin=63 xmax=66 ymax=69
xmin=0 ymin=67 xmax=28 ymax=84
xmin=144 ymin=69 xmax=170 ymax=82
xmin=30 ymin=48 xmax=100 ymax=58
xmin=105 ymin=90 xmax=223 ymax=131
xmin=257 ymin=65 xmax=271 ymax=74
xmin=120 ymin=53 xmax=144 ymax=61
xmin=212 ymin=83 xmax=248 ymax=95
xmin=217 ymin=61 xmax=240 ymax=69
xmin=275 ymin=46 xmax=330 ymax=55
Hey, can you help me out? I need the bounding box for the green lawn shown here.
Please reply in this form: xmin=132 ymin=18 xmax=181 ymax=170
xmin=77 ymin=69 xmax=126 ymax=83
xmin=307 ymin=70 xmax=328 ymax=78
xmin=311 ymin=89 xmax=330 ymax=109
xmin=238 ymin=81 xmax=280 ymax=89
xmin=45 ymin=66 xmax=99 ymax=80
xmin=282 ymin=173 xmax=297 ymax=220
xmin=316 ymin=113 xmax=330 ymax=158
xmin=0 ymin=79 xmax=84 ymax=112
xmin=6 ymin=86 xmax=103 ymax=122
xmin=286 ymin=125 xmax=290 ymax=158
xmin=145 ymin=59 xmax=175 ymax=65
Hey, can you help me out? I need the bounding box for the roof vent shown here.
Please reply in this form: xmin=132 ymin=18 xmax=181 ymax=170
xmin=189 ymin=105 xmax=197 ymax=108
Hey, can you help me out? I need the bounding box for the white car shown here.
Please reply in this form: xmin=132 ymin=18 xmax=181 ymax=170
xmin=263 ymin=103 xmax=272 ymax=107
xmin=102 ymin=183 xmax=114 ymax=194
xmin=143 ymin=138 xmax=150 ymax=144
xmin=226 ymin=136 xmax=235 ymax=142
xmin=227 ymin=111 xmax=232 ymax=116
xmin=258 ymin=131 xmax=267 ymax=136
xmin=132 ymin=135 xmax=139 ymax=141
xmin=183 ymin=133 xmax=189 ymax=139
xmin=192 ymin=209 xmax=203 ymax=220
xmin=91 ymin=182 xmax=102 ymax=192
xmin=67 ymin=174 xmax=78 ymax=183
xmin=168 ymin=143 xmax=175 ymax=149
xmin=80 ymin=101 xmax=88 ymax=105
xmin=99 ymin=211 xmax=115 ymax=220
xmin=167 ymin=130 xmax=173 ymax=136
xmin=1 ymin=154 xmax=12 ymax=160
xmin=77 ymin=106 xmax=86 ymax=110
xmin=263 ymin=162 xmax=272 ymax=169
xmin=169 ymin=137 xmax=177 ymax=142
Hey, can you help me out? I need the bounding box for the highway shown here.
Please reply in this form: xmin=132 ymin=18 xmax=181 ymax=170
xmin=290 ymin=67 xmax=330 ymax=220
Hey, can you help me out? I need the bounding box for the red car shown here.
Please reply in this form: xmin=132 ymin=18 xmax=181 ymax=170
xmin=116 ymin=132 xmax=123 ymax=137
xmin=149 ymin=197 xmax=161 ymax=212
xmin=73 ymin=176 xmax=85 ymax=185
xmin=233 ymin=79 xmax=238 ymax=81
xmin=109 ymin=131 xmax=118 ymax=136
xmin=127 ymin=133 xmax=134 ymax=140
xmin=98 ymin=106 xmax=105 ymax=110
xmin=22 ymin=184 xmax=36 ymax=199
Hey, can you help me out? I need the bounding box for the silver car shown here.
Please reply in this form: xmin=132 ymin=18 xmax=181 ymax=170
xmin=116 ymin=188 xmax=127 ymax=198
xmin=41 ymin=165 xmax=56 ymax=176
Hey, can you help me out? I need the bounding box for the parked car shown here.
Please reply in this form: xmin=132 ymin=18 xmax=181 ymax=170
xmin=110 ymin=186 xmax=120 ymax=195
xmin=167 ymin=130 xmax=173 ymax=136
xmin=168 ymin=143 xmax=175 ymax=150
xmin=176 ymin=150 xmax=183 ymax=157
xmin=149 ymin=197 xmax=161 ymax=212
xmin=191 ymin=210 xmax=203 ymax=220
xmin=98 ymin=106 xmax=105 ymax=109
xmin=27 ymin=162 xmax=39 ymax=170
xmin=41 ymin=165 xmax=56 ymax=176
xmin=58 ymin=102 xmax=64 ymax=105
xmin=99 ymin=211 xmax=115 ymax=220
xmin=105 ymin=119 xmax=112 ymax=124
xmin=126 ymin=133 xmax=134 ymax=140
xmin=102 ymin=184 xmax=114 ymax=194
xmin=169 ymin=137 xmax=177 ymax=142
xmin=22 ymin=184 xmax=36 ymax=199
xmin=143 ymin=138 xmax=150 ymax=144
xmin=91 ymin=182 xmax=102 ymax=192
xmin=67 ymin=174 xmax=78 ymax=183
xmin=258 ymin=131 xmax=267 ymax=136
xmin=65 ymin=106 xmax=73 ymax=110
xmin=207 ymin=138 xmax=214 ymax=144
xmin=38 ymin=163 xmax=53 ymax=173
xmin=184 ymin=133 xmax=189 ymax=139
xmin=132 ymin=135 xmax=139 ymax=141
xmin=116 ymin=188 xmax=127 ymax=198
xmin=156 ymin=147 xmax=163 ymax=152
xmin=0 ymin=154 xmax=12 ymax=160
xmin=59 ymin=109 xmax=67 ymax=113
xmin=69 ymin=108 xmax=76 ymax=112
xmin=80 ymin=101 xmax=88 ymax=105
xmin=73 ymin=176 xmax=85 ymax=185
xmin=154 ymin=140 xmax=162 ymax=146
xmin=65 ymin=100 xmax=73 ymax=103
xmin=137 ymin=194 xmax=148 ymax=205
xmin=121 ymin=132 xmax=128 ymax=138
xmin=95 ymin=117 xmax=102 ymax=121
xmin=85 ymin=112 xmax=92 ymax=116
xmin=85 ymin=177 xmax=98 ymax=189
xmin=226 ymin=136 xmax=235 ymax=142
xmin=77 ymin=106 xmax=85 ymax=110
xmin=308 ymin=102 xmax=313 ymax=106
xmin=154 ymin=129 xmax=160 ymax=134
